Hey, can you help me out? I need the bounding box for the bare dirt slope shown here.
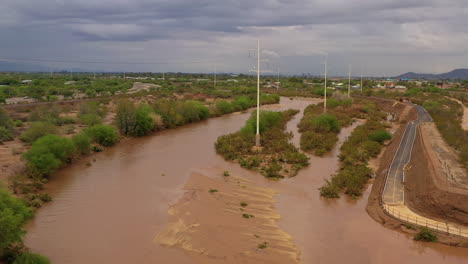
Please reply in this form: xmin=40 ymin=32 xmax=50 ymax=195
xmin=405 ymin=124 xmax=468 ymax=225
xmin=155 ymin=173 xmax=301 ymax=264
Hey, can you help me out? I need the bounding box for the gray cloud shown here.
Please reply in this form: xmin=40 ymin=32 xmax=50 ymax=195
xmin=0 ymin=0 xmax=467 ymax=75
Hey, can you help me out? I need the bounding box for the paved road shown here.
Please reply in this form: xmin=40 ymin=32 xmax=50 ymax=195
xmin=383 ymin=104 xmax=431 ymax=205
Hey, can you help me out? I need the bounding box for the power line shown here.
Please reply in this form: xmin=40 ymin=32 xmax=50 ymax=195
xmin=0 ymin=57 xmax=220 ymax=65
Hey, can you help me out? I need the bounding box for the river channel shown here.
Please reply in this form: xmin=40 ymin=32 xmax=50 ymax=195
xmin=25 ymin=97 xmax=468 ymax=263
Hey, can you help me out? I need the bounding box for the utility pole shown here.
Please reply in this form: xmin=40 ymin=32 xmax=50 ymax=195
xmin=163 ymin=72 xmax=165 ymax=81
xmin=256 ymin=39 xmax=261 ymax=147
xmin=324 ymin=54 xmax=328 ymax=112
xmin=277 ymin=67 xmax=280 ymax=91
xmin=214 ymin=64 xmax=217 ymax=88
xmin=348 ymin=64 xmax=351 ymax=98
xmin=93 ymin=72 xmax=96 ymax=80
xmin=360 ymin=67 xmax=363 ymax=94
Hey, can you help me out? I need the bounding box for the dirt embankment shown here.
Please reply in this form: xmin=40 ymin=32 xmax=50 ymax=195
xmin=366 ymin=101 xmax=468 ymax=246
xmin=155 ymin=172 xmax=301 ymax=264
xmin=366 ymin=105 xmax=416 ymax=224
xmin=404 ymin=124 xmax=468 ymax=226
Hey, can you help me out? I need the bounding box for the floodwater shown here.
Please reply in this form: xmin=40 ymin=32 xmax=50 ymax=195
xmin=25 ymin=97 xmax=468 ymax=264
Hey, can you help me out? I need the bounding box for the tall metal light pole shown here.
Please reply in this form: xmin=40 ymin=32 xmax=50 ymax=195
xmin=324 ymin=54 xmax=328 ymax=112
xmin=256 ymin=39 xmax=261 ymax=147
xmin=277 ymin=66 xmax=280 ymax=91
xmin=360 ymin=67 xmax=363 ymax=94
xmin=214 ymin=64 xmax=217 ymax=88
xmin=348 ymin=64 xmax=351 ymax=98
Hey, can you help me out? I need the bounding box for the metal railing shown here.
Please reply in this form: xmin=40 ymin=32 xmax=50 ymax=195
xmin=382 ymin=204 xmax=468 ymax=238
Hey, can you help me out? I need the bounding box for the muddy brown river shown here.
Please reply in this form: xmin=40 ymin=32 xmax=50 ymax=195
xmin=25 ymin=98 xmax=468 ymax=263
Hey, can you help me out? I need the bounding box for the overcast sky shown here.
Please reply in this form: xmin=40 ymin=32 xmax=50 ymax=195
xmin=1 ymin=0 xmax=467 ymax=76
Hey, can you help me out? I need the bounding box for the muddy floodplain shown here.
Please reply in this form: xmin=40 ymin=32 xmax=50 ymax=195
xmin=25 ymin=98 xmax=468 ymax=264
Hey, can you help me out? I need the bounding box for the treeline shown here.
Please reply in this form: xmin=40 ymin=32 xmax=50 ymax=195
xmin=213 ymin=94 xmax=280 ymax=116
xmin=320 ymin=104 xmax=391 ymax=198
xmin=215 ymin=109 xmax=309 ymax=178
xmin=298 ymin=99 xmax=364 ymax=156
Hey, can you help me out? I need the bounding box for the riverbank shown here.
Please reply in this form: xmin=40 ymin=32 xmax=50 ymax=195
xmin=22 ymin=97 xmax=468 ymax=263
xmin=365 ymin=99 xmax=468 ymax=246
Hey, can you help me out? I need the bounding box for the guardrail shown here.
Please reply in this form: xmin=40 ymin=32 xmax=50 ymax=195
xmin=382 ymin=204 xmax=468 ymax=238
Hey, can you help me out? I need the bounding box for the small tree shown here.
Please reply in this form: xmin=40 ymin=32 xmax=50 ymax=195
xmin=115 ymin=99 xmax=136 ymax=136
xmin=72 ymin=132 xmax=91 ymax=155
xmin=0 ymin=189 xmax=33 ymax=256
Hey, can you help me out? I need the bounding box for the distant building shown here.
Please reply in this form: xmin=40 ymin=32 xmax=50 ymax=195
xmin=21 ymin=80 xmax=32 ymax=84
xmin=395 ymin=85 xmax=407 ymax=89
xmin=64 ymin=81 xmax=77 ymax=85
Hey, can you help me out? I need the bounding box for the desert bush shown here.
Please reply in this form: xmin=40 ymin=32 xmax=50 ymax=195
xmin=79 ymin=114 xmax=101 ymax=126
xmin=310 ymin=114 xmax=340 ymax=133
xmin=72 ymin=132 xmax=91 ymax=155
xmin=23 ymin=135 xmax=75 ymax=176
xmin=0 ymin=189 xmax=33 ymax=256
xmin=0 ymin=126 xmax=13 ymax=143
xmin=300 ymin=131 xmax=337 ymax=156
xmin=132 ymin=104 xmax=155 ymax=136
xmin=414 ymin=227 xmax=438 ymax=242
xmin=12 ymin=252 xmax=50 ymax=264
xmin=319 ymin=180 xmax=340 ymax=198
xmin=240 ymin=110 xmax=282 ymax=136
xmin=85 ymin=124 xmax=117 ymax=147
xmin=368 ymin=130 xmax=392 ymax=143
xmin=115 ymin=99 xmax=136 ymax=135
xmin=215 ymin=100 xmax=234 ymax=115
xmin=19 ymin=122 xmax=59 ymax=144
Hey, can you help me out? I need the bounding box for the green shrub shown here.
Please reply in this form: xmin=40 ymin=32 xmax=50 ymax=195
xmin=115 ymin=99 xmax=136 ymax=135
xmin=72 ymin=132 xmax=91 ymax=155
xmin=79 ymin=113 xmax=101 ymax=126
xmin=85 ymin=124 xmax=117 ymax=147
xmin=263 ymin=162 xmax=282 ymax=178
xmin=311 ymin=114 xmax=340 ymax=133
xmin=20 ymin=122 xmax=59 ymax=144
xmin=368 ymin=130 xmax=392 ymax=143
xmin=216 ymin=100 xmax=234 ymax=115
xmin=12 ymin=252 xmax=50 ymax=264
xmin=300 ymin=131 xmax=337 ymax=156
xmin=414 ymin=227 xmax=438 ymax=242
xmin=0 ymin=189 xmax=33 ymax=255
xmin=239 ymin=156 xmax=261 ymax=169
xmin=0 ymin=126 xmax=13 ymax=143
xmin=14 ymin=120 xmax=23 ymax=127
xmin=319 ymin=180 xmax=340 ymax=198
xmin=132 ymin=104 xmax=155 ymax=136
xmin=23 ymin=135 xmax=75 ymax=176
xmin=240 ymin=110 xmax=282 ymax=136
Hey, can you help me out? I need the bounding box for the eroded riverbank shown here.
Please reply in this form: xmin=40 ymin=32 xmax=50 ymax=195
xmin=24 ymin=97 xmax=468 ymax=263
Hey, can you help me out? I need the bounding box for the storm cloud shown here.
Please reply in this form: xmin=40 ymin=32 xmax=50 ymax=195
xmin=1 ymin=0 xmax=467 ymax=76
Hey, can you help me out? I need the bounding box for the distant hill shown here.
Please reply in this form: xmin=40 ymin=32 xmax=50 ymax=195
xmin=395 ymin=69 xmax=468 ymax=80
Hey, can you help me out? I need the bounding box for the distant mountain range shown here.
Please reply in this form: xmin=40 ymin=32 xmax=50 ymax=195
xmin=395 ymin=69 xmax=468 ymax=80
